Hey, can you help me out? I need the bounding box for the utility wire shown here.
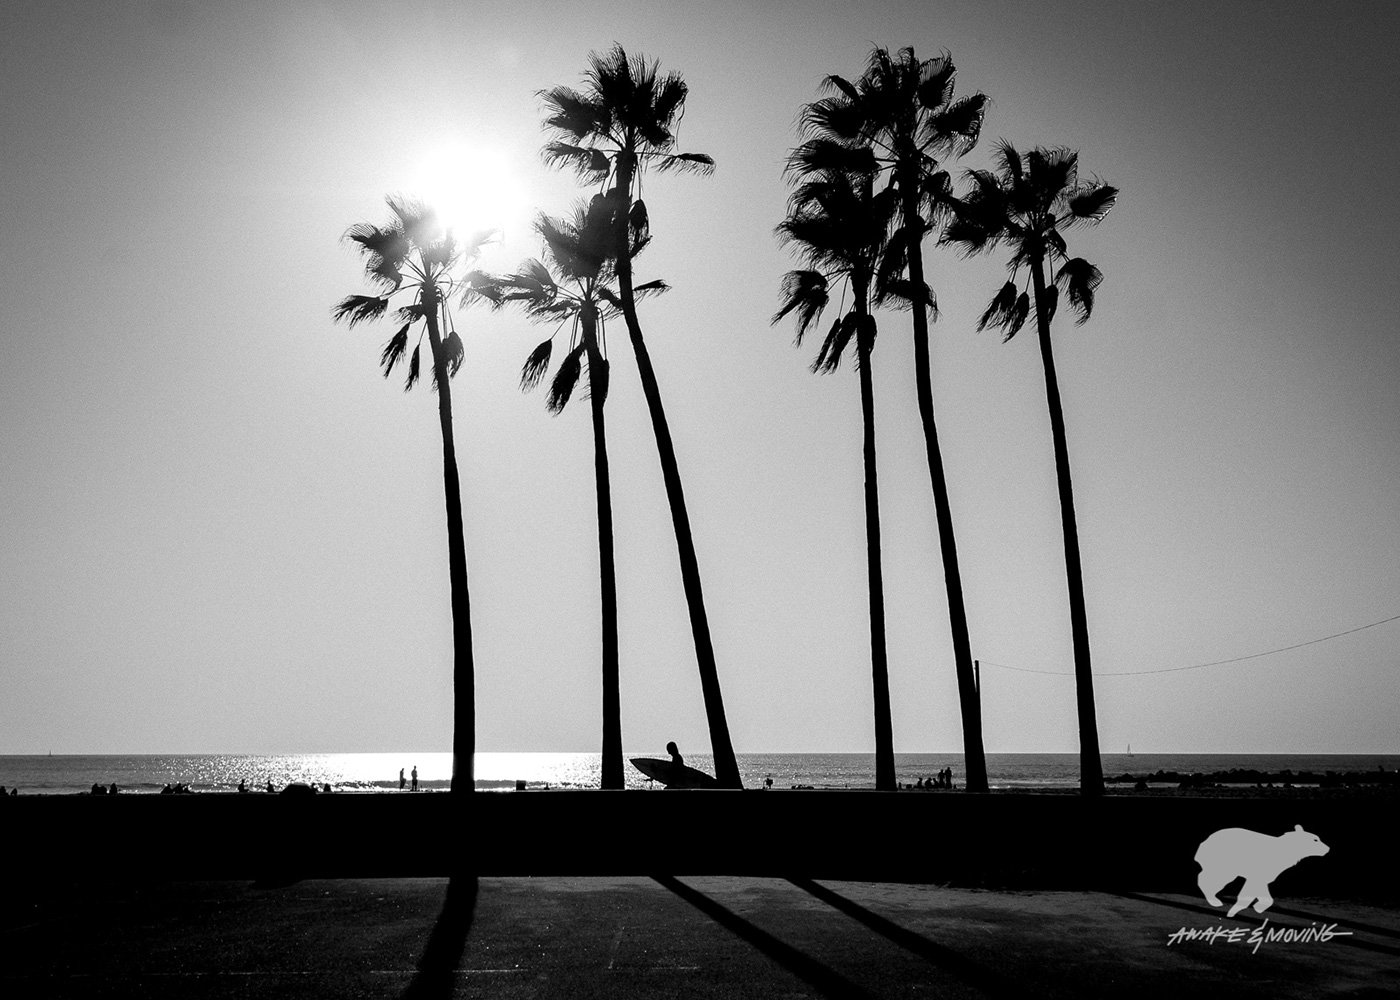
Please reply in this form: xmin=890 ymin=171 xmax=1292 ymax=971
xmin=980 ymin=611 xmax=1400 ymax=678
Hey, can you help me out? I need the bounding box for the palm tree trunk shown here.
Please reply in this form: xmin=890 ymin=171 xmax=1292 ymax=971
xmin=1029 ymin=257 xmax=1103 ymax=797
xmin=609 ymin=164 xmax=743 ymax=789
xmin=856 ymin=312 xmax=895 ymax=792
xmin=904 ymin=207 xmax=988 ymax=794
xmin=424 ymin=296 xmax=475 ymax=797
xmin=585 ymin=318 xmax=623 ymax=790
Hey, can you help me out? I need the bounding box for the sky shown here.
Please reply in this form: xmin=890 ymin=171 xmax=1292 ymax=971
xmin=2 ymin=0 xmax=1398 ymax=757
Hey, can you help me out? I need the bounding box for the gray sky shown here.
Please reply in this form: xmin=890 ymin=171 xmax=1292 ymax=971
xmin=2 ymin=0 xmax=1398 ymax=755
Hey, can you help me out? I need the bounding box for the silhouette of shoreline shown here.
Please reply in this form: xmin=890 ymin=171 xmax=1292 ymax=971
xmin=4 ymin=789 xmax=1394 ymax=900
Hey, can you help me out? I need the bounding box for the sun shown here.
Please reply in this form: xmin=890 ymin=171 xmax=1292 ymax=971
xmin=409 ymin=142 xmax=529 ymax=246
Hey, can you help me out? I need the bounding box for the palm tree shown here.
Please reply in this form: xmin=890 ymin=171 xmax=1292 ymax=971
xmin=794 ymin=47 xmax=991 ymax=793
xmin=335 ymin=196 xmax=493 ymax=797
xmin=773 ymin=165 xmax=900 ymax=791
xmin=540 ymin=45 xmax=743 ymax=789
xmin=942 ymin=143 xmax=1118 ymax=796
xmin=484 ymin=197 xmax=669 ymax=790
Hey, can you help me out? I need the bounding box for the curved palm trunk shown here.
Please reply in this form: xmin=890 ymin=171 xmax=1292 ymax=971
xmin=855 ymin=309 xmax=895 ymax=792
xmin=904 ymin=205 xmax=988 ymax=794
xmin=610 ymin=160 xmax=742 ymax=789
xmin=584 ymin=315 xmax=623 ymax=790
xmin=424 ymin=295 xmax=476 ymax=797
xmin=1029 ymin=258 xmax=1103 ymax=797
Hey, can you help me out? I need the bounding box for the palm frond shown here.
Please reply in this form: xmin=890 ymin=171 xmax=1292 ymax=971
xmin=367 ymin=257 xmax=403 ymax=291
xmin=926 ymin=93 xmax=987 ymax=156
xmin=976 ymin=281 xmax=1021 ymax=333
xmin=420 ymin=233 xmax=459 ymax=271
xmin=459 ymin=269 xmax=502 ymax=306
xmin=653 ymin=151 xmax=715 ymax=175
xmin=1004 ymin=290 xmax=1031 ymax=342
xmin=333 ymin=294 xmax=389 ymax=328
xmin=1066 ymin=182 xmax=1119 ymax=224
xmin=786 ymin=138 xmax=877 ymax=179
xmin=818 ymin=73 xmax=861 ymax=103
xmin=458 ymin=228 xmax=498 ymax=263
xmin=940 ymin=208 xmax=997 ymax=257
xmin=520 ymin=338 xmax=553 ymax=391
xmin=993 ymin=141 xmax=1023 ymax=183
xmin=542 ymin=141 xmax=612 ymax=182
xmin=343 ymin=222 xmax=409 ymax=270
xmin=1026 ymin=147 xmax=1078 ymax=213
xmin=877 ymin=278 xmax=936 ymax=317
xmin=546 ymin=343 xmax=585 ymax=413
xmin=772 ymin=269 xmax=829 ymax=344
xmin=387 ymin=195 xmax=441 ymax=248
xmin=633 ymin=278 xmax=669 ymax=301
xmin=404 ymin=343 xmax=421 ymax=391
xmin=922 ymin=168 xmax=953 ymax=203
xmin=379 ymin=324 xmax=410 ymax=377
xmin=442 ymin=330 xmax=465 ymax=378
xmin=540 ymin=86 xmax=607 ymax=142
xmin=651 ymin=72 xmax=688 ymax=132
xmin=813 ymin=312 xmax=857 ymax=373
xmin=628 ymin=198 xmax=649 ymax=249
xmin=914 ymin=51 xmax=955 ymax=110
xmin=1055 ymin=257 xmax=1103 ymax=323
xmin=496 ymin=258 xmax=558 ymax=307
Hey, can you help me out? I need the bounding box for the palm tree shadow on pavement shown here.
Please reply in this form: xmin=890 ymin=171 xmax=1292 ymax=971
xmin=402 ymin=876 xmax=480 ymax=1000
xmin=651 ymin=875 xmax=878 ymax=1000
xmin=786 ymin=877 xmax=1020 ymax=999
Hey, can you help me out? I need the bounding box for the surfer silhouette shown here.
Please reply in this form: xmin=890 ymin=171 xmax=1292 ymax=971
xmin=666 ymin=741 xmax=684 ymax=768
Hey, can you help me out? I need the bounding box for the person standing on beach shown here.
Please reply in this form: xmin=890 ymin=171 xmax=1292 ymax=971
xmin=411 ymin=766 xmax=418 ymax=792
xmin=399 ymin=768 xmax=406 ymax=791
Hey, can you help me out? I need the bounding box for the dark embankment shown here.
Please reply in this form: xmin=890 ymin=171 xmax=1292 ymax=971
xmin=8 ymin=791 xmax=1392 ymax=899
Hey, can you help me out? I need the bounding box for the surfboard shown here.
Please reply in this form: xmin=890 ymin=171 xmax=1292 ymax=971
xmin=630 ymin=757 xmax=721 ymax=789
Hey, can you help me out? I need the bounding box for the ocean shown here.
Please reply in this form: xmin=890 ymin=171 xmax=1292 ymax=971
xmin=1 ymin=752 xmax=1395 ymax=795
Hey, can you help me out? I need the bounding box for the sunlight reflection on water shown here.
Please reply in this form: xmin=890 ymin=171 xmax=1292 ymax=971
xmin=4 ymin=752 xmax=1394 ymax=794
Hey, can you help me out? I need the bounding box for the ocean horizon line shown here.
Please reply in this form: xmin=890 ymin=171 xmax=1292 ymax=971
xmin=3 ymin=749 xmax=1396 ymax=758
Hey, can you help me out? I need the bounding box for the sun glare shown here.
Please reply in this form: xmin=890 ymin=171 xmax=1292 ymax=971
xmin=409 ymin=142 xmax=529 ymax=247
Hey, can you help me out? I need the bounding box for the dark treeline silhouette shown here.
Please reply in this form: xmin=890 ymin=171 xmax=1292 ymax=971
xmin=479 ymin=197 xmax=667 ymax=789
xmin=942 ymin=142 xmax=1118 ymax=796
xmin=333 ymin=42 xmax=1118 ymax=797
xmin=773 ymin=150 xmax=897 ymax=790
xmin=791 ymin=47 xmax=992 ymax=794
xmin=334 ymin=201 xmax=495 ymax=797
xmin=538 ymin=46 xmax=742 ymax=790
xmin=777 ymin=46 xmax=1118 ymax=795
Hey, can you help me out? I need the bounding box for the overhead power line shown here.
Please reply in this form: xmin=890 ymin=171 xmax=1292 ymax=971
xmin=980 ymin=611 xmax=1400 ymax=678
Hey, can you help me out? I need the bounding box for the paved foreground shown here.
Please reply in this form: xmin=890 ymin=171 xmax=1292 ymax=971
xmin=1 ymin=876 xmax=1396 ymax=998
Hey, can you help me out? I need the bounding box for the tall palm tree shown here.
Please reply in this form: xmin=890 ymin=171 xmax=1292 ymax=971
xmin=540 ymin=45 xmax=743 ymax=789
xmin=794 ymin=47 xmax=991 ymax=793
xmin=942 ymin=143 xmax=1118 ymax=796
xmin=773 ymin=165 xmax=900 ymax=791
xmin=335 ymin=196 xmax=493 ymax=797
xmin=484 ymin=197 xmax=669 ymax=790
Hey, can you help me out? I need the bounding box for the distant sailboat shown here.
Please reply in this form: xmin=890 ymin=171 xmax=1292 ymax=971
xmin=1127 ymin=743 xmax=1134 ymax=756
